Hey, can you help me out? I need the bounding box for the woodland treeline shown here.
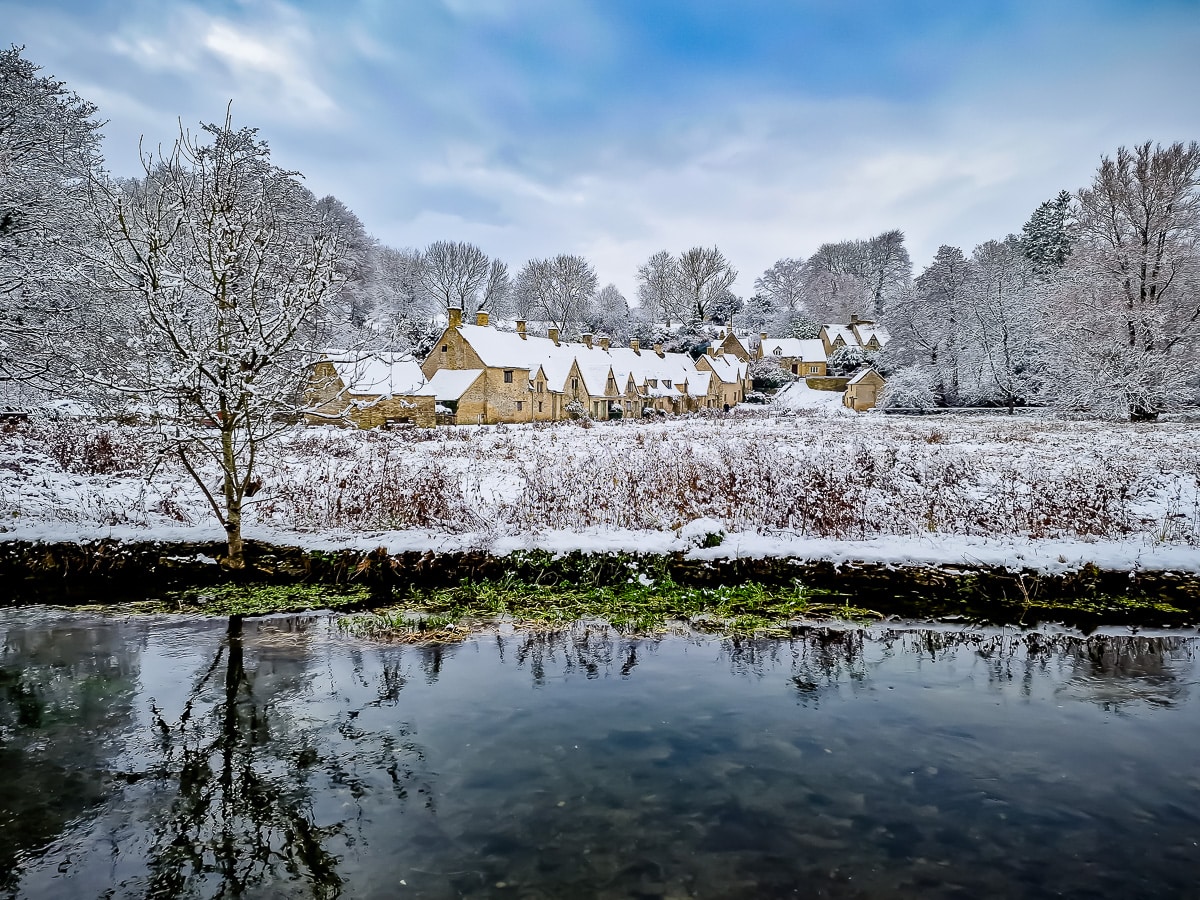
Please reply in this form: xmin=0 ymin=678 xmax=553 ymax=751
xmin=3 ymin=45 xmax=1199 ymax=421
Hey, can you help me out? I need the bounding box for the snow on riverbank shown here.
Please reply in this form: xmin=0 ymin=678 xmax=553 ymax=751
xmin=2 ymin=410 xmax=1198 ymax=575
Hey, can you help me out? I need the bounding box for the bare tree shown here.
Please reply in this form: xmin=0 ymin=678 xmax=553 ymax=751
xmin=514 ymin=254 xmax=597 ymax=334
xmin=419 ymin=240 xmax=490 ymax=315
xmin=479 ymin=257 xmax=511 ymax=316
xmin=635 ymin=250 xmax=685 ymax=326
xmin=754 ymin=257 xmax=807 ymax=322
xmin=677 ymin=245 xmax=737 ymax=323
xmin=84 ymin=112 xmax=342 ymax=568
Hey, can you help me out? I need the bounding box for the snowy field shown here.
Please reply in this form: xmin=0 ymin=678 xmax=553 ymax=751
xmin=2 ymin=406 xmax=1199 ymax=575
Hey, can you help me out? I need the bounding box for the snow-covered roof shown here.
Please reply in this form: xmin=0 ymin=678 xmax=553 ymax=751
xmin=426 ymin=368 xmax=485 ymax=401
xmin=821 ymin=325 xmax=856 ymax=347
xmin=687 ymin=371 xmax=712 ymax=397
xmin=854 ymin=324 xmax=891 ymax=347
xmin=457 ymin=323 xmax=559 ymax=369
xmin=699 ymin=354 xmax=747 ymax=384
xmin=321 ymin=351 xmax=434 ymax=396
xmin=762 ymin=339 xmax=827 ymax=361
xmin=847 ymin=367 xmax=882 ymax=386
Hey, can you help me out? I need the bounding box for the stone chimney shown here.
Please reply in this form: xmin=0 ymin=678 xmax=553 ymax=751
xmin=476 ymin=310 xmax=490 ymax=327
xmin=549 ymin=327 xmax=560 ymax=346
xmin=630 ymin=339 xmax=640 ymax=354
xmin=517 ymin=320 xmax=527 ymax=339
xmin=599 ymin=336 xmax=610 ymax=351
xmin=448 ymin=307 xmax=463 ymax=328
xmin=583 ymin=333 xmax=593 ymax=349
xmin=707 ymin=346 xmax=717 ymax=357
xmin=654 ymin=343 xmax=664 ymax=358
xmin=759 ymin=332 xmax=768 ymax=359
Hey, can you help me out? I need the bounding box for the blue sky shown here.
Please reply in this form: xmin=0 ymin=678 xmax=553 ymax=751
xmin=6 ymin=0 xmax=1200 ymax=299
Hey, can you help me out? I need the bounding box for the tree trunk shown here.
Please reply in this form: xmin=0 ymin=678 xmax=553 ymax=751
xmin=220 ymin=425 xmax=246 ymax=569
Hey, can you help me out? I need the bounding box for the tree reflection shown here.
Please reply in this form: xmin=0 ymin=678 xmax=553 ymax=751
xmin=141 ymin=615 xmax=430 ymax=899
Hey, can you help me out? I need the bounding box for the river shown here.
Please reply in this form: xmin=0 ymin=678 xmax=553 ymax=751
xmin=0 ymin=610 xmax=1197 ymax=898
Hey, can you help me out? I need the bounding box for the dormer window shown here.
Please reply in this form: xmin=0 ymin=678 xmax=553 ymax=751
xmin=663 ymin=379 xmax=672 ymax=388
xmin=773 ymin=347 xmax=782 ymax=356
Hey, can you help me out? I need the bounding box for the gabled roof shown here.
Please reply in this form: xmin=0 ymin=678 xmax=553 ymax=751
xmin=426 ymin=368 xmax=485 ymax=401
xmin=762 ymin=338 xmax=827 ymax=361
xmin=853 ymin=324 xmax=891 ymax=347
xmin=321 ymin=351 xmax=434 ymax=396
xmin=699 ymin=354 xmax=747 ymax=384
xmin=821 ymin=325 xmax=856 ymax=347
xmin=847 ymin=367 xmax=883 ymax=386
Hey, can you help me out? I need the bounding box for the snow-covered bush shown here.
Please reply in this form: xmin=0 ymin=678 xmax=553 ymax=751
xmin=827 ymin=345 xmax=877 ymax=376
xmin=748 ymin=358 xmax=796 ymax=391
xmin=878 ymin=367 xmax=938 ymax=410
xmin=565 ymin=399 xmax=588 ymax=420
xmin=744 ymin=391 xmax=770 ymax=404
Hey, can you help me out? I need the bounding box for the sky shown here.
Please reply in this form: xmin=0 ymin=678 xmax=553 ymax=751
xmin=5 ymin=0 xmax=1200 ymax=300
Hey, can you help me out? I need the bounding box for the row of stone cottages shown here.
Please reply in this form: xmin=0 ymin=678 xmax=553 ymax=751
xmin=304 ymin=310 xmax=890 ymax=428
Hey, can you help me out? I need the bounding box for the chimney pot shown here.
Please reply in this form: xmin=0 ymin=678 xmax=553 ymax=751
xmin=599 ymin=336 xmax=610 ymax=351
xmin=448 ymin=307 xmax=463 ymax=328
xmin=630 ymin=339 xmax=640 ymax=354
xmin=476 ymin=310 xmax=490 ymax=327
xmin=583 ymin=333 xmax=593 ymax=349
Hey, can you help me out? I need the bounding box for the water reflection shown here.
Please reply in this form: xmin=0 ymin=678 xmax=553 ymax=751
xmin=0 ymin=614 xmax=1197 ymax=899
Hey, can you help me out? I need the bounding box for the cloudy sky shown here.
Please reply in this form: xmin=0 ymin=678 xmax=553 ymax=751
xmin=6 ymin=0 xmax=1200 ymax=298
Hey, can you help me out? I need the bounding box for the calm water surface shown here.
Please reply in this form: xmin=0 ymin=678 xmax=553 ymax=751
xmin=0 ymin=610 xmax=1198 ymax=899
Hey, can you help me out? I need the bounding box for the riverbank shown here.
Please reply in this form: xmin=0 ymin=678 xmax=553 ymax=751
xmin=3 ymin=533 xmax=1198 ymax=631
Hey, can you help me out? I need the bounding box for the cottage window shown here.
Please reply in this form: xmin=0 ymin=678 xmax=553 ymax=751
xmin=504 ymin=370 xmax=514 ymax=383
xmin=572 ymin=377 xmax=579 ymax=391
xmin=663 ymin=379 xmax=671 ymax=388
xmin=516 ymin=401 xmax=523 ymax=411
xmin=537 ymin=381 xmax=543 ymax=393
xmin=538 ymin=401 xmax=543 ymax=412
xmin=773 ymin=347 xmax=783 ymax=356
xmin=809 ymin=365 xmax=819 ymax=374
xmin=441 ymin=345 xmax=448 ymax=353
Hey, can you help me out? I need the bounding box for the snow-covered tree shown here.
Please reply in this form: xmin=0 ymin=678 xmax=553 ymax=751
xmin=960 ymin=237 xmax=1047 ymax=411
xmin=1020 ymin=190 xmax=1075 ymax=276
xmin=1054 ymin=141 xmax=1200 ymax=419
xmin=85 ymin=112 xmax=342 ymax=568
xmin=0 ymin=45 xmax=104 ymax=388
xmin=878 ymin=366 xmax=937 ymax=410
xmin=676 ymin=246 xmax=737 ymax=323
xmin=888 ymin=245 xmax=970 ymax=405
xmin=583 ymin=283 xmax=631 ymax=341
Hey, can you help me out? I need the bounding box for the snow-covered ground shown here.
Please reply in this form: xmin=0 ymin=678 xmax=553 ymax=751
xmin=2 ymin=406 xmax=1198 ymax=575
xmin=772 ymin=381 xmax=852 ymax=414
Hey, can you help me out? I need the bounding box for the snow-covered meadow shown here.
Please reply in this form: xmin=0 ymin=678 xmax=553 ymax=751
xmin=2 ymin=407 xmax=1198 ymax=573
